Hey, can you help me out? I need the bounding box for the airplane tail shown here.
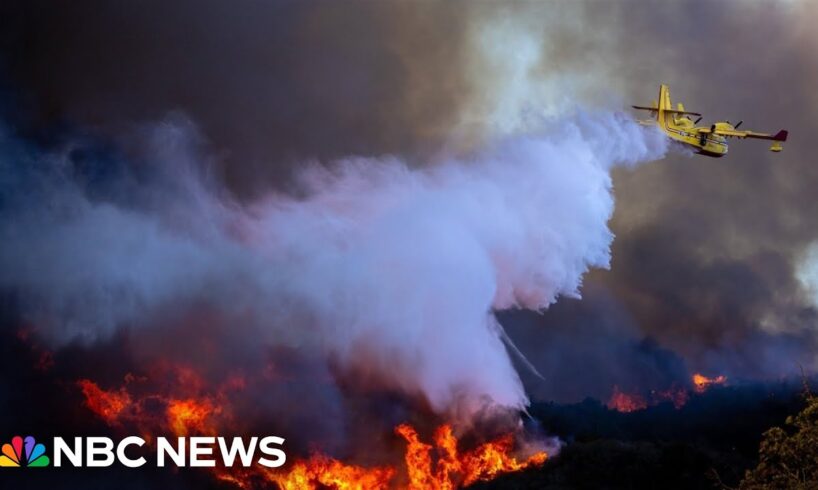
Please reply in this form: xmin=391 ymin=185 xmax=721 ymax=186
xmin=768 ymin=130 xmax=788 ymax=152
xmin=658 ymin=84 xmax=671 ymax=113
xmin=632 ymin=84 xmax=699 ymax=126
xmin=657 ymin=84 xmax=671 ymax=128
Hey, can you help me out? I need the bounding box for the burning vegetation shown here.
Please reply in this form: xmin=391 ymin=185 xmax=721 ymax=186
xmin=606 ymin=386 xmax=648 ymax=413
xmin=0 ymin=328 xmax=811 ymax=489
xmin=77 ymin=368 xmax=548 ymax=490
xmin=606 ymin=374 xmax=725 ymax=413
xmin=394 ymin=424 xmax=546 ymax=489
xmin=692 ymin=373 xmax=728 ymax=393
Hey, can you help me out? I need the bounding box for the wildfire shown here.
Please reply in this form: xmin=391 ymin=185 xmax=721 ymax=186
xmin=418 ymin=424 xmax=547 ymax=488
xmin=652 ymin=386 xmax=689 ymax=409
xmin=217 ymin=424 xmax=547 ymax=490
xmin=608 ymin=374 xmax=727 ymax=413
xmin=77 ymin=371 xmax=549 ymax=490
xmin=607 ymin=385 xmax=647 ymax=413
xmin=692 ymin=373 xmax=727 ymax=393
xmin=258 ymin=456 xmax=396 ymax=490
xmin=220 ymin=424 xmax=548 ymax=490
xmin=388 ymin=424 xmax=547 ymax=490
xmin=78 ymin=378 xmax=132 ymax=424
xmin=167 ymin=398 xmax=218 ymax=436
xmin=76 ymin=367 xmax=231 ymax=442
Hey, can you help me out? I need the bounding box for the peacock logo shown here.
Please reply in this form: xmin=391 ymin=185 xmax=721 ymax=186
xmin=0 ymin=436 xmax=50 ymax=467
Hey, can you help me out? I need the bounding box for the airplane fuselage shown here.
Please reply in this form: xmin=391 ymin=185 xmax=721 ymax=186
xmin=659 ymin=115 xmax=728 ymax=158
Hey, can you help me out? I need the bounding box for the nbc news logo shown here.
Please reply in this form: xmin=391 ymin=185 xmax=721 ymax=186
xmin=0 ymin=436 xmax=287 ymax=468
xmin=0 ymin=435 xmax=286 ymax=468
xmin=0 ymin=436 xmax=50 ymax=467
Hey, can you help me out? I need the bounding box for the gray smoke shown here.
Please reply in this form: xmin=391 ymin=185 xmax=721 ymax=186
xmin=0 ymin=112 xmax=666 ymax=418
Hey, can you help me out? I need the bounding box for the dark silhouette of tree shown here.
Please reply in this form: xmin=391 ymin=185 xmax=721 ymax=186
xmin=740 ymin=392 xmax=818 ymax=489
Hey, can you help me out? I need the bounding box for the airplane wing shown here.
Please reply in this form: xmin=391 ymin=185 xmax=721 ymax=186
xmin=699 ymin=126 xmax=788 ymax=152
xmin=631 ymin=105 xmax=702 ymax=116
xmin=700 ymin=127 xmax=788 ymax=141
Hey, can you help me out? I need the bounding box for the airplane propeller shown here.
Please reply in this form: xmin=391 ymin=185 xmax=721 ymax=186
xmin=734 ymin=120 xmax=743 ymax=129
xmin=694 ymin=116 xmax=702 ymax=124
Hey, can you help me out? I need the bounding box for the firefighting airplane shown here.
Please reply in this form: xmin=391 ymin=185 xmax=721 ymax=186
xmin=632 ymin=84 xmax=788 ymax=157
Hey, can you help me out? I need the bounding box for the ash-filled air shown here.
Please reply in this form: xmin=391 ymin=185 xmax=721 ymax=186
xmin=0 ymin=112 xmax=666 ymax=418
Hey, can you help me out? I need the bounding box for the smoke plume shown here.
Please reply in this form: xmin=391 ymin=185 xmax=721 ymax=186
xmin=0 ymin=112 xmax=665 ymax=419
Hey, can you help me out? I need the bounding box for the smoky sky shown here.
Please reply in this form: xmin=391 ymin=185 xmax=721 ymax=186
xmin=1 ymin=0 xmax=818 ymax=406
xmin=0 ymin=0 xmax=474 ymax=197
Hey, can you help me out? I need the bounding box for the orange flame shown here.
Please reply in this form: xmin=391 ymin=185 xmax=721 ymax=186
xmin=692 ymin=373 xmax=727 ymax=393
xmin=77 ymin=379 xmax=132 ymax=424
xmin=607 ymin=374 xmax=727 ymax=413
xmin=395 ymin=423 xmax=547 ymax=489
xmin=77 ymin=369 xmax=548 ymax=489
xmin=220 ymin=424 xmax=547 ymax=490
xmin=166 ymin=398 xmax=218 ymax=436
xmin=652 ymin=386 xmax=689 ymax=409
xmin=607 ymin=385 xmax=647 ymax=413
xmin=258 ymin=455 xmax=396 ymax=490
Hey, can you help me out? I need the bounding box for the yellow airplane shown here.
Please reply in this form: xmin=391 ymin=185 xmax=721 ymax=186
xmin=633 ymin=84 xmax=787 ymax=157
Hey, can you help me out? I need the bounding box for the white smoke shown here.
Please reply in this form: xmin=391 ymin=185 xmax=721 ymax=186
xmin=0 ymin=112 xmax=666 ymax=417
xmin=797 ymin=242 xmax=818 ymax=310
